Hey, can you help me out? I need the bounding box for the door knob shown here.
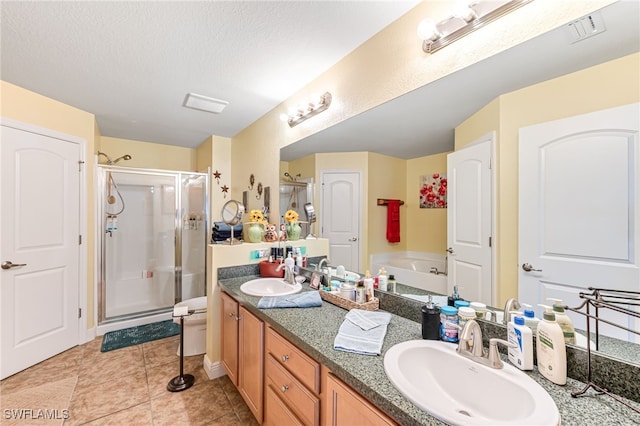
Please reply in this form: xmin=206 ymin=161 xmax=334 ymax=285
xmin=2 ymin=261 xmax=27 ymax=270
xmin=446 ymin=247 xmax=454 ymax=254
xmin=349 ymin=237 xmax=358 ymax=242
xmin=522 ymin=263 xmax=542 ymax=272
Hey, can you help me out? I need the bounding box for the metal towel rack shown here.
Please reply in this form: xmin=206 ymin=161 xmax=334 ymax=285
xmin=565 ymin=287 xmax=640 ymax=413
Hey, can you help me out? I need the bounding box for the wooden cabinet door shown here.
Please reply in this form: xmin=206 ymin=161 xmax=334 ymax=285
xmin=325 ymin=373 xmax=396 ymax=426
xmin=220 ymin=292 xmax=239 ymax=386
xmin=239 ymin=306 xmax=264 ymax=424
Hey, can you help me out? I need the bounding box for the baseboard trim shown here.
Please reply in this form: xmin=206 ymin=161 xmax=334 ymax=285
xmin=203 ymin=355 xmax=227 ymax=380
xmin=83 ymin=326 xmax=96 ymax=345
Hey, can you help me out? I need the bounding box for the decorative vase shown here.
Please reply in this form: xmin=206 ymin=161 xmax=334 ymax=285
xmin=247 ymin=222 xmax=264 ymax=243
xmin=286 ymin=222 xmax=302 ymax=241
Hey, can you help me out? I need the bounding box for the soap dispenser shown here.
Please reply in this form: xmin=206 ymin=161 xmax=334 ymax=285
xmin=536 ymin=305 xmax=567 ymax=385
xmin=547 ymin=298 xmax=576 ymax=345
xmin=421 ymin=295 xmax=441 ymax=340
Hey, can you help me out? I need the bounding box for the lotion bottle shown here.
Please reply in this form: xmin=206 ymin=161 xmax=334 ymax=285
xmin=548 ymin=298 xmax=576 ymax=345
xmin=508 ymin=316 xmax=533 ymax=370
xmin=536 ymin=305 xmax=567 ymax=385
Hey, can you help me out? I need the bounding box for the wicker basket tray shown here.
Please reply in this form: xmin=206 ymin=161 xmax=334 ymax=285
xmin=319 ymin=290 xmax=379 ymax=311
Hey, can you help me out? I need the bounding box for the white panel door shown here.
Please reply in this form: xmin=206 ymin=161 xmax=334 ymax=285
xmin=321 ymin=171 xmax=360 ymax=272
xmin=1 ymin=123 xmax=81 ymax=379
xmin=519 ymin=103 xmax=639 ymax=343
xmin=447 ymin=137 xmax=493 ymax=306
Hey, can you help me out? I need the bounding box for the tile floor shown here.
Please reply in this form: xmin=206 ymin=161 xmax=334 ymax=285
xmin=0 ymin=335 xmax=259 ymax=426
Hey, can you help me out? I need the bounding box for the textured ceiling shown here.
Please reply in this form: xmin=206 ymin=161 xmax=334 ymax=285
xmin=0 ymin=0 xmax=419 ymax=147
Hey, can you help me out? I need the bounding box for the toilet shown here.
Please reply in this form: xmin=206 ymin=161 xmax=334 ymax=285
xmin=173 ymin=296 xmax=207 ymax=356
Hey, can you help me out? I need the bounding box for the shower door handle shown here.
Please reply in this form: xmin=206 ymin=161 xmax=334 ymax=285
xmin=2 ymin=261 xmax=27 ymax=270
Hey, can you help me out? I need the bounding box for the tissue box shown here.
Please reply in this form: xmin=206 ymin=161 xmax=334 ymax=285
xmin=259 ymin=260 xmax=285 ymax=278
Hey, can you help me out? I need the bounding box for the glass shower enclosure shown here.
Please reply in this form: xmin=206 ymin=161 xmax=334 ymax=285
xmin=97 ymin=166 xmax=209 ymax=329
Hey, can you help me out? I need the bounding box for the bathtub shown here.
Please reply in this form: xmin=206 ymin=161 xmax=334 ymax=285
xmin=369 ymin=252 xmax=447 ymax=295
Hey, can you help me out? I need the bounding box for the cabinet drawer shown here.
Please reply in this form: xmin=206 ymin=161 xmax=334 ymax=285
xmin=266 ymin=354 xmax=320 ymax=426
xmin=265 ymin=377 xmax=305 ymax=426
xmin=266 ymin=326 xmax=320 ymax=394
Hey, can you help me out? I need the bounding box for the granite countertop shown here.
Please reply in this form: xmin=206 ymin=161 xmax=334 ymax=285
xmin=219 ymin=275 xmax=640 ymax=426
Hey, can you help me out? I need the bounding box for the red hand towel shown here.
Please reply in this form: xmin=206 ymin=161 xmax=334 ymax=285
xmin=386 ymin=200 xmax=401 ymax=243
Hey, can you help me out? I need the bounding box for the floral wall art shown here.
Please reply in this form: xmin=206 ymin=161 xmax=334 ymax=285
xmin=420 ymin=173 xmax=447 ymax=208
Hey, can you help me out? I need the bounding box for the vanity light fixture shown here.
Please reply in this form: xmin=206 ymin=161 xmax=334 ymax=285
xmin=284 ymin=92 xmax=332 ymax=128
xmin=418 ymin=0 xmax=533 ymax=54
xmin=183 ymin=93 xmax=229 ymax=114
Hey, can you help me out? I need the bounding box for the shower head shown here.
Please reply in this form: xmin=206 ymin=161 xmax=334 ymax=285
xmin=113 ymin=154 xmax=132 ymax=164
xmin=97 ymin=151 xmax=113 ymax=164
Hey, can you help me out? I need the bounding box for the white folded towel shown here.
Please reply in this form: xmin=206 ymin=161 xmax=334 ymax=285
xmin=333 ymin=309 xmax=391 ymax=356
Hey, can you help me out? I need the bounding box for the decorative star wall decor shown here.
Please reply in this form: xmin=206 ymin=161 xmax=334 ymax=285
xmin=221 ymin=184 xmax=229 ymax=198
xmin=213 ymin=170 xmax=221 ymax=184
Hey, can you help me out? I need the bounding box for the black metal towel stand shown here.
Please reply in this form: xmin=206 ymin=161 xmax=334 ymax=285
xmin=167 ymin=311 xmax=195 ymax=392
xmin=565 ymin=287 xmax=640 ymax=414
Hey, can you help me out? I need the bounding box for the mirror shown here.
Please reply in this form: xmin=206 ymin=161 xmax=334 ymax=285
xmin=280 ymin=1 xmax=639 ymax=366
xmin=221 ymin=200 xmax=245 ymax=245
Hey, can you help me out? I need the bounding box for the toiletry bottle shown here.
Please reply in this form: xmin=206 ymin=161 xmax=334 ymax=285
xmin=508 ymin=316 xmax=533 ymax=371
xmin=469 ymin=301 xmax=487 ymax=319
xmin=363 ymin=271 xmax=374 ymax=302
xmin=458 ymin=306 xmax=476 ymax=329
xmin=521 ymin=303 xmax=540 ymax=334
xmin=378 ymin=267 xmax=388 ymax=291
xmin=388 ymin=274 xmax=397 ymax=293
xmin=448 ymin=285 xmax=461 ymax=306
xmin=335 ymin=265 xmax=346 ymax=279
xmin=548 ymin=298 xmax=576 ymax=345
xmin=421 ymin=295 xmax=441 ymax=340
xmin=355 ymin=281 xmax=366 ymax=303
xmin=440 ymin=306 xmax=459 ymax=343
xmin=536 ymin=305 xmax=567 ymax=385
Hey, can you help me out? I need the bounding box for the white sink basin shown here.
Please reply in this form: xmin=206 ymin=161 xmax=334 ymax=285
xmin=384 ymin=340 xmax=560 ymax=425
xmin=240 ymin=278 xmax=302 ymax=297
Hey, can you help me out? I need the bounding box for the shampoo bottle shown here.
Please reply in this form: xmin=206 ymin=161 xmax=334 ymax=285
xmin=508 ymin=316 xmax=533 ymax=370
xmin=536 ymin=305 xmax=567 ymax=385
xmin=548 ymin=298 xmax=576 ymax=345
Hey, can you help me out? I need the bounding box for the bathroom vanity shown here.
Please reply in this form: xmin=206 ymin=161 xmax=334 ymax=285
xmin=219 ymin=274 xmax=640 ymax=425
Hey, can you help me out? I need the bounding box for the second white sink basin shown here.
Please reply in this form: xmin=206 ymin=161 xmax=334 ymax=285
xmin=240 ymin=278 xmax=302 ymax=297
xmin=384 ymin=340 xmax=560 ymax=425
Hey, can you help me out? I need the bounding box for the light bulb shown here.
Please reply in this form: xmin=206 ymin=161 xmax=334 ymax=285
xmin=417 ymin=19 xmax=440 ymax=41
xmin=279 ymin=113 xmax=289 ymax=122
xmin=453 ymin=3 xmax=477 ymax=22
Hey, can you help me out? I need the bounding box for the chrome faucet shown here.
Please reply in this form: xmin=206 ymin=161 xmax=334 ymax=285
xmin=503 ymin=298 xmax=521 ymax=325
xmin=317 ymin=258 xmax=330 ymax=273
xmin=276 ymin=263 xmax=296 ymax=285
xmin=456 ymin=319 xmax=516 ymax=369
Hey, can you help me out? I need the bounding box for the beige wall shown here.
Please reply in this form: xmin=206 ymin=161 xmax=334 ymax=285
xmin=1 ymin=80 xmax=98 ymax=328
xmin=367 ymin=153 xmax=407 ymax=260
xmin=405 ymin=152 xmax=449 ymax=254
xmin=229 ymin=2 xmax=613 ymax=219
xmin=455 ymin=52 xmax=640 ymax=304
xmin=196 ymin=136 xmax=212 ymax=173
xmin=100 ymin=136 xmax=195 ymax=171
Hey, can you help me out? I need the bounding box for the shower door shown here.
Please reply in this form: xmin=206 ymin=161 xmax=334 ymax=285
xmin=98 ymin=167 xmax=208 ymax=325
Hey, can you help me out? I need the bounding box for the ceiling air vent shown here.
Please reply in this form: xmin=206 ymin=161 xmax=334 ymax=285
xmin=566 ymin=11 xmax=606 ymax=43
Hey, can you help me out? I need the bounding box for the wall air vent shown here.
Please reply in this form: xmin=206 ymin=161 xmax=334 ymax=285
xmin=567 ymin=11 xmax=606 ymax=43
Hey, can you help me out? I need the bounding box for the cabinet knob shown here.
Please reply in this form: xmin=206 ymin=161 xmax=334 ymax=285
xmin=228 ymin=312 xmax=234 ymax=317
xmin=281 ymin=385 xmax=289 ymax=393
xmin=281 ymin=354 xmax=289 ymax=362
